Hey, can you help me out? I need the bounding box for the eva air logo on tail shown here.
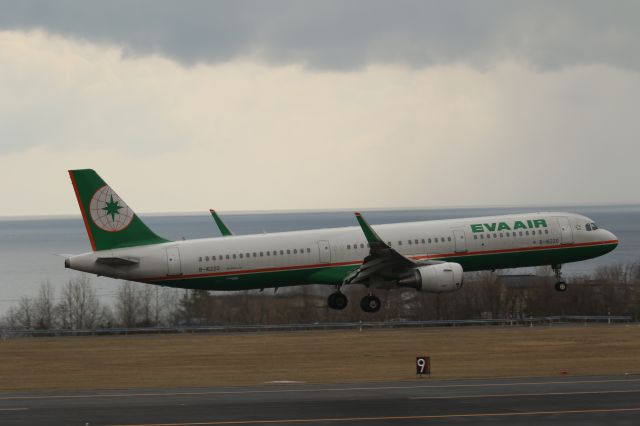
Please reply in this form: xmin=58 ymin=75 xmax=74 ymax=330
xmin=89 ymin=185 xmax=134 ymax=232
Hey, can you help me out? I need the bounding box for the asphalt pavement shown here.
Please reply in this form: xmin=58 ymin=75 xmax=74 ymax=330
xmin=1 ymin=375 xmax=639 ymax=425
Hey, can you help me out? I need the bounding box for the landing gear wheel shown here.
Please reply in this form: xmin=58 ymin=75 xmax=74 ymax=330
xmin=328 ymin=292 xmax=348 ymax=310
xmin=360 ymin=295 xmax=381 ymax=313
xmin=555 ymin=281 xmax=568 ymax=292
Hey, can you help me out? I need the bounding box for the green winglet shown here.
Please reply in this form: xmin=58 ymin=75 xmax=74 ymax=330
xmin=210 ymin=209 xmax=234 ymax=236
xmin=354 ymin=212 xmax=385 ymax=245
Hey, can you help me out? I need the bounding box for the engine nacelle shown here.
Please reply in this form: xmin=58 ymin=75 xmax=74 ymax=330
xmin=397 ymin=262 xmax=463 ymax=293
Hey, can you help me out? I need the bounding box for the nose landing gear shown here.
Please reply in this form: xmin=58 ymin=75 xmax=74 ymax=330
xmin=553 ymin=264 xmax=567 ymax=292
xmin=555 ymin=281 xmax=568 ymax=292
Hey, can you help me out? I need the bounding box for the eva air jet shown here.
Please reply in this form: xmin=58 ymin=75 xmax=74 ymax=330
xmin=65 ymin=169 xmax=618 ymax=313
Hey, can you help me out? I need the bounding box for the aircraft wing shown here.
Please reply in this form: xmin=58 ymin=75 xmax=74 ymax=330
xmin=344 ymin=212 xmax=418 ymax=285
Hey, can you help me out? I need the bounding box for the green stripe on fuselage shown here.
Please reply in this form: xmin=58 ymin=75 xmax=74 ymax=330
xmin=147 ymin=243 xmax=617 ymax=291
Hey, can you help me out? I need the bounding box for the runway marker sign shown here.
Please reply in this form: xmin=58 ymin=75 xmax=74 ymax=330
xmin=416 ymin=356 xmax=430 ymax=376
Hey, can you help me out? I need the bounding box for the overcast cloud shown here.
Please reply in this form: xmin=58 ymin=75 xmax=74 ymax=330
xmin=0 ymin=2 xmax=639 ymax=215
xmin=1 ymin=0 xmax=639 ymax=70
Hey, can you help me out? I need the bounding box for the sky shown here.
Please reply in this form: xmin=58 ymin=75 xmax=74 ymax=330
xmin=1 ymin=0 xmax=639 ymax=216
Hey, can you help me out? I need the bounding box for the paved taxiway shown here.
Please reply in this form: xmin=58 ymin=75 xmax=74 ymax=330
xmin=1 ymin=375 xmax=639 ymax=425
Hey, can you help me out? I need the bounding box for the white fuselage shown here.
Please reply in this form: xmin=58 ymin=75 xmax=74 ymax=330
xmin=66 ymin=212 xmax=618 ymax=291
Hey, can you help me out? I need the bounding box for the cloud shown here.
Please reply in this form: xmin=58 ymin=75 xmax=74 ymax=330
xmin=1 ymin=31 xmax=639 ymax=215
xmin=0 ymin=0 xmax=639 ymax=71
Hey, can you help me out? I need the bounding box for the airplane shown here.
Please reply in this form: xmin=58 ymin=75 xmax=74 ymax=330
xmin=65 ymin=169 xmax=618 ymax=313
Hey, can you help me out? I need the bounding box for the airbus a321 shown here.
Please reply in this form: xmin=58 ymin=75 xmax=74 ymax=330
xmin=65 ymin=170 xmax=618 ymax=313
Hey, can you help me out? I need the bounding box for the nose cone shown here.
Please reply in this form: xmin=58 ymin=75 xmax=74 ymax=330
xmin=600 ymin=229 xmax=618 ymax=255
xmin=604 ymin=229 xmax=618 ymax=245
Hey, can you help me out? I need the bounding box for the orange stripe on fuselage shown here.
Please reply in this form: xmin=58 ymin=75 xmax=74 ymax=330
xmin=142 ymin=239 xmax=618 ymax=283
xmin=412 ymin=239 xmax=620 ymax=261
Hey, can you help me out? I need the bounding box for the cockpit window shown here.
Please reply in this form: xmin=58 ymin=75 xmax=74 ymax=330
xmin=585 ymin=222 xmax=599 ymax=231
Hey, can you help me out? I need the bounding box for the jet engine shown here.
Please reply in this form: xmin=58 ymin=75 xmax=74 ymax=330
xmin=397 ymin=262 xmax=463 ymax=293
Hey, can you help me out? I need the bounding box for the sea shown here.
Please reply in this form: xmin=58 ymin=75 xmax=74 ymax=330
xmin=0 ymin=205 xmax=638 ymax=313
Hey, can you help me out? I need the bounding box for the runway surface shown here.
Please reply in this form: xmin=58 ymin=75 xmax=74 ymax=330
xmin=1 ymin=375 xmax=639 ymax=425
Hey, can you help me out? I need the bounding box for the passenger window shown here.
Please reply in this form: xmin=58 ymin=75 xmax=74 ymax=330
xmin=360 ymin=243 xmax=365 ymax=248
xmin=233 ymin=254 xmax=237 ymax=259
xmin=525 ymin=231 xmax=529 ymax=236
xmin=434 ymin=238 xmax=438 ymax=243
xmin=545 ymin=229 xmax=549 ymax=234
xmin=428 ymin=238 xmax=432 ymax=243
xmin=347 ymin=245 xmax=351 ymax=249
xmin=519 ymin=231 xmax=523 ymax=236
xmin=199 ymin=257 xmax=202 ymax=262
xmin=487 ymin=234 xmax=491 ymax=239
xmin=286 ymin=249 xmax=290 ymax=255
xmin=408 ymin=240 xmax=412 ymax=245
xmin=480 ymin=235 xmax=484 ymax=239
xmin=280 ymin=250 xmax=284 ymax=255
xmin=492 ymin=234 xmax=496 ymax=239
xmin=260 ymin=252 xmax=263 ymax=257
xmin=398 ymin=241 xmax=402 ymax=245
xmin=293 ymin=249 xmax=297 ymax=254
xmin=474 ymin=235 xmax=478 ymax=240
xmin=307 ymin=248 xmax=311 ymax=253
xmin=421 ymin=239 xmax=425 ymax=244
xmin=499 ymin=233 xmax=503 ymax=238
xmin=253 ymin=252 xmax=257 ymax=257
xmin=226 ymin=254 xmax=230 ymax=260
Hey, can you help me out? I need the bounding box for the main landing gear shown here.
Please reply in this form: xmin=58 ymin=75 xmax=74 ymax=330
xmin=360 ymin=294 xmax=381 ymax=313
xmin=327 ymin=288 xmax=381 ymax=313
xmin=553 ymin=264 xmax=567 ymax=292
xmin=327 ymin=291 xmax=348 ymax=310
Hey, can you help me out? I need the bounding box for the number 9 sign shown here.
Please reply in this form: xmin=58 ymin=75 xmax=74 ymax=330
xmin=416 ymin=356 xmax=430 ymax=376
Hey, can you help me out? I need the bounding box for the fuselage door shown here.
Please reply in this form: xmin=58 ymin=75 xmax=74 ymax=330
xmin=453 ymin=230 xmax=467 ymax=253
xmin=166 ymin=246 xmax=182 ymax=276
xmin=318 ymin=240 xmax=331 ymax=264
xmin=556 ymin=216 xmax=574 ymax=245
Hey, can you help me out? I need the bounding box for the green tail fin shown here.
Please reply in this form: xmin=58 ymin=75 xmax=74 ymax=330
xmin=69 ymin=169 xmax=169 ymax=251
